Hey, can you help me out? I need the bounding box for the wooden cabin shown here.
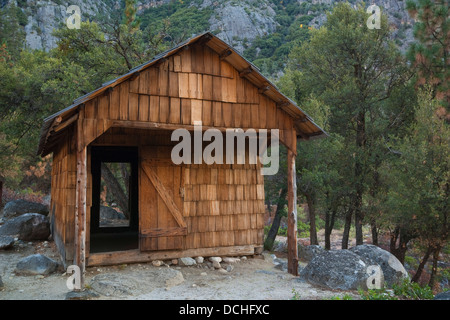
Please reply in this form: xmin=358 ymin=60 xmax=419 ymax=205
xmin=37 ymin=33 xmax=325 ymax=280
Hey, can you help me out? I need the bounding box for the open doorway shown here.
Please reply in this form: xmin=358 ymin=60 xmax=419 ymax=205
xmin=90 ymin=147 xmax=139 ymax=253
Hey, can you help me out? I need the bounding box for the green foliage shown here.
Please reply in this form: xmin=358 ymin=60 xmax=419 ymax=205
xmin=140 ymin=0 xmax=213 ymax=44
xmin=392 ymin=279 xmax=435 ymax=300
xmin=359 ymin=279 xmax=435 ymax=300
xmin=359 ymin=288 xmax=399 ymax=300
xmin=406 ymin=0 xmax=449 ymax=106
xmin=327 ymin=294 xmax=354 ymax=300
xmin=291 ymin=288 xmax=301 ymax=300
xmin=0 ymin=3 xmax=26 ymax=58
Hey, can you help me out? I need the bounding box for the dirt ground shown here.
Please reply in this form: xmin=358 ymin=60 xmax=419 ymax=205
xmin=0 ymin=238 xmax=359 ymax=300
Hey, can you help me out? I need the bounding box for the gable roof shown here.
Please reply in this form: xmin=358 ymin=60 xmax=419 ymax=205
xmin=37 ymin=32 xmax=326 ymax=156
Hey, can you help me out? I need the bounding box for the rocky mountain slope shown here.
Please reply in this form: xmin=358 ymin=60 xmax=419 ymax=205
xmin=1 ymin=0 xmax=416 ymax=65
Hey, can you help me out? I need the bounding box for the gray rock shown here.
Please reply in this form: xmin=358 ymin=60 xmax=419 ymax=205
xmin=195 ymin=256 xmax=204 ymax=264
xmin=65 ymin=290 xmax=100 ymax=300
xmin=0 ymin=275 xmax=3 ymax=288
xmin=300 ymin=249 xmax=380 ymax=291
xmin=212 ymin=261 xmax=221 ymax=269
xmin=0 ymin=213 xmax=50 ymax=241
xmin=100 ymin=206 xmax=126 ymax=220
xmin=90 ymin=274 xmax=137 ymax=297
xmin=209 ymin=257 xmax=222 ymax=263
xmin=179 ymin=257 xmax=196 ymax=266
xmin=0 ymin=235 xmax=15 ymax=250
xmin=273 ymin=258 xmax=288 ymax=272
xmin=350 ymin=244 xmax=409 ymax=286
xmin=298 ymin=244 xmax=325 ymax=262
xmin=160 ymin=268 xmax=185 ymax=289
xmin=15 ymin=254 xmax=59 ymax=276
xmin=2 ymin=200 xmax=49 ymax=219
xmin=434 ymin=291 xmax=450 ymax=300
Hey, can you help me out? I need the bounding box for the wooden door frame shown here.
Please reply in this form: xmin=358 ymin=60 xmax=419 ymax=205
xmin=90 ymin=146 xmax=139 ymax=234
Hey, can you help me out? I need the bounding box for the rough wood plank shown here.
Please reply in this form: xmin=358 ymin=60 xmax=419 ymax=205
xmin=138 ymin=94 xmax=150 ymax=122
xmin=142 ymin=164 xmax=186 ymax=228
xmin=169 ymin=97 xmax=181 ymax=124
xmin=141 ymin=227 xmax=187 ymax=238
xmin=75 ymin=106 xmax=87 ymax=287
xmin=87 ymin=245 xmax=256 ymax=266
xmin=287 ymin=145 xmax=298 ymax=276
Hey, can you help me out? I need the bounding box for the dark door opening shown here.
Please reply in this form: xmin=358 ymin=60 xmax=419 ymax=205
xmin=90 ymin=147 xmax=139 ymax=253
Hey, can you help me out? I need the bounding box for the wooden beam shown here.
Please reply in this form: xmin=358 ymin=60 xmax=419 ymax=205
xmin=74 ymin=106 xmax=87 ymax=289
xmin=87 ymin=245 xmax=256 ymax=267
xmin=219 ymin=48 xmax=232 ymax=60
xmin=287 ymin=132 xmax=298 ymax=276
xmin=111 ymin=120 xmax=280 ymax=133
xmin=277 ymin=101 xmax=290 ymax=109
xmin=258 ymin=86 xmax=270 ymax=94
xmin=239 ymin=67 xmax=253 ymax=77
xmin=54 ymin=114 xmax=78 ymax=133
xmin=197 ymin=33 xmax=213 ymax=45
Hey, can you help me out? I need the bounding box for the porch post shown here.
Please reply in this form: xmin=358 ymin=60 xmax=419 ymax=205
xmin=287 ymin=130 xmax=298 ymax=275
xmin=75 ymin=106 xmax=87 ymax=288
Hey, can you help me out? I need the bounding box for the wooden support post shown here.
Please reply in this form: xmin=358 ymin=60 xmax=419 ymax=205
xmin=75 ymin=106 xmax=87 ymax=289
xmin=287 ymin=131 xmax=298 ymax=276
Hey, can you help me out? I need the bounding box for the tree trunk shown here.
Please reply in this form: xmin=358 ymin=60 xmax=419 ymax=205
xmin=264 ymin=187 xmax=287 ymax=251
xmin=354 ymin=111 xmax=366 ymax=246
xmin=389 ymin=226 xmax=411 ymax=264
xmin=412 ymin=245 xmax=432 ymax=283
xmin=342 ymin=209 xmax=352 ymax=249
xmin=101 ymin=163 xmax=130 ymax=219
xmin=306 ymin=193 xmax=318 ymax=245
xmin=428 ymin=244 xmax=441 ymax=288
xmin=325 ymin=207 xmax=337 ymax=250
xmin=371 ymin=220 xmax=379 ymax=246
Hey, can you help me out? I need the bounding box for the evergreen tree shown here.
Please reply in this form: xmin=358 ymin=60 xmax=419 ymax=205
xmin=406 ymin=0 xmax=450 ymax=107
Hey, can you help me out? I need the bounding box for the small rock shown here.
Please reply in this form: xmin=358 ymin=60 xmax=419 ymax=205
xmin=209 ymin=257 xmax=222 ymax=263
xmin=0 ymin=275 xmax=4 ymax=288
xmin=0 ymin=235 xmax=15 ymax=250
xmin=212 ymin=261 xmax=221 ymax=269
xmin=226 ymin=265 xmax=234 ymax=272
xmin=35 ymin=275 xmax=45 ymax=279
xmin=218 ymin=268 xmax=228 ymax=275
xmin=195 ymin=256 xmax=204 ymax=264
xmin=200 ymin=272 xmax=207 ymax=276
xmin=241 ymin=256 xmax=247 ymax=260
xmin=223 ymin=257 xmax=240 ymax=264
xmin=179 ymin=257 xmax=196 ymax=266
xmin=152 ymin=260 xmax=163 ymax=267
xmin=15 ymin=254 xmax=59 ymax=276
xmin=171 ymin=259 xmax=178 ymax=265
xmin=164 ymin=269 xmax=185 ymax=289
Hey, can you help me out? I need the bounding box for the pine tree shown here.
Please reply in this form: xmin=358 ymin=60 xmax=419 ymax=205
xmin=406 ymin=0 xmax=450 ymax=108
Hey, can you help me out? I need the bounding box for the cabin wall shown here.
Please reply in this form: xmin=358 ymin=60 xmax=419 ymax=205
xmin=49 ymin=126 xmax=77 ymax=266
xmin=79 ymin=43 xmax=295 ymax=150
xmin=89 ymin=128 xmax=265 ymax=257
